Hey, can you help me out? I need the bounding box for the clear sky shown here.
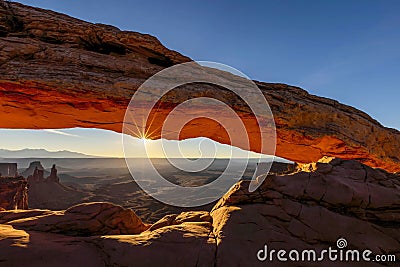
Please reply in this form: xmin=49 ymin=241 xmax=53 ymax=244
xmin=0 ymin=128 xmax=272 ymax=158
xmin=1 ymin=0 xmax=399 ymax=157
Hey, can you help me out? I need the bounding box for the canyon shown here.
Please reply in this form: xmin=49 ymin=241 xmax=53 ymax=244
xmin=0 ymin=157 xmax=399 ymax=266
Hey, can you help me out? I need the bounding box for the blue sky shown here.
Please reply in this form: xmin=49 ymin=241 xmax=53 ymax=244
xmin=1 ymin=0 xmax=399 ymax=157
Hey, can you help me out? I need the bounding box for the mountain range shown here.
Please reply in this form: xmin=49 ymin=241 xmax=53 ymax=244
xmin=0 ymin=149 xmax=99 ymax=158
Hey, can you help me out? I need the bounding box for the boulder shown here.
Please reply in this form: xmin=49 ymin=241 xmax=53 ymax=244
xmin=3 ymin=202 xmax=150 ymax=236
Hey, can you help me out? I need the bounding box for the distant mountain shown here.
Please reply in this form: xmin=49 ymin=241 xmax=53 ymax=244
xmin=0 ymin=149 xmax=99 ymax=158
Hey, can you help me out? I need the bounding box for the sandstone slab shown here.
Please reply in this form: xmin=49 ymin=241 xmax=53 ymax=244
xmin=1 ymin=202 xmax=149 ymax=236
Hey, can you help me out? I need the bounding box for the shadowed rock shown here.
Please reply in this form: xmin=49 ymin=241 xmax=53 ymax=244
xmin=46 ymin=164 xmax=59 ymax=183
xmin=0 ymin=177 xmax=28 ymax=210
xmin=0 ymin=202 xmax=149 ymax=236
xmin=22 ymin=161 xmax=47 ymax=179
xmin=211 ymin=157 xmax=400 ymax=266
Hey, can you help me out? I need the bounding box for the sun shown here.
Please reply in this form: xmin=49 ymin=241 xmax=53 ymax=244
xmin=139 ymin=135 xmax=151 ymax=144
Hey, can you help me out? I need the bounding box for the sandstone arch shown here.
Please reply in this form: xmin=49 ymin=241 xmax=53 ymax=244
xmin=0 ymin=2 xmax=399 ymax=172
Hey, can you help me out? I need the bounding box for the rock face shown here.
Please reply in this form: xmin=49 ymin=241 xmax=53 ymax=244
xmin=0 ymin=177 xmax=28 ymax=210
xmin=0 ymin=202 xmax=149 ymax=236
xmin=0 ymin=1 xmax=399 ymax=172
xmin=211 ymin=157 xmax=400 ymax=266
xmin=0 ymin=211 xmax=216 ymax=267
xmin=0 ymin=158 xmax=398 ymax=266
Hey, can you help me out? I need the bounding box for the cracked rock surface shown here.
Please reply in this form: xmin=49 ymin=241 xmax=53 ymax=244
xmin=0 ymin=202 xmax=149 ymax=236
xmin=211 ymin=157 xmax=400 ymax=266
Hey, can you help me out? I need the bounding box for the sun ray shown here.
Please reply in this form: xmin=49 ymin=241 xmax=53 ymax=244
xmin=126 ymin=101 xmax=210 ymax=142
xmin=144 ymin=121 xmax=212 ymax=141
xmin=125 ymin=109 xmax=146 ymax=139
xmin=144 ymin=100 xmax=163 ymax=139
xmin=125 ymin=126 xmax=141 ymax=139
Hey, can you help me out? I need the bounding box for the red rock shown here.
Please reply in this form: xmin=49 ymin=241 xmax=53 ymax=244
xmin=99 ymin=221 xmax=216 ymax=267
xmin=211 ymin=157 xmax=400 ymax=266
xmin=0 ymin=219 xmax=216 ymax=267
xmin=147 ymin=211 xmax=212 ymax=231
xmin=0 ymin=2 xmax=398 ymax=172
xmin=0 ymin=224 xmax=107 ymax=267
xmin=2 ymin=202 xmax=149 ymax=236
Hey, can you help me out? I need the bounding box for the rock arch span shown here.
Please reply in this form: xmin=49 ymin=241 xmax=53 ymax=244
xmin=0 ymin=2 xmax=399 ymax=172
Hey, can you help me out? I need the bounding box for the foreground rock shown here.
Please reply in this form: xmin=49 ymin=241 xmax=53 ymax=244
xmin=0 ymin=207 xmax=215 ymax=267
xmin=0 ymin=158 xmax=399 ymax=266
xmin=98 ymin=211 xmax=215 ymax=267
xmin=0 ymin=202 xmax=149 ymax=236
xmin=211 ymin=157 xmax=400 ymax=266
xmin=0 ymin=1 xmax=399 ymax=172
